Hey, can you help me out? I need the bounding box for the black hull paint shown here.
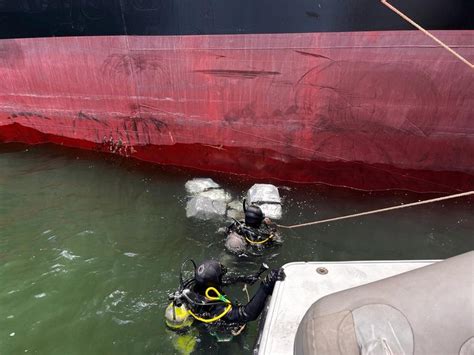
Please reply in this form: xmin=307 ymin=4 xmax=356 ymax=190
xmin=0 ymin=0 xmax=473 ymax=39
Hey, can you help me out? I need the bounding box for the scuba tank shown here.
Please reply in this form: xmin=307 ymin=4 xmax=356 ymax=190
xmin=165 ymin=259 xmax=197 ymax=331
xmin=165 ymin=302 xmax=193 ymax=330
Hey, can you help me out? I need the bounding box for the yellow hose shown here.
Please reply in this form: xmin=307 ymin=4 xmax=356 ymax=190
xmin=245 ymin=234 xmax=273 ymax=245
xmin=188 ymin=304 xmax=232 ymax=323
xmin=187 ymin=287 xmax=232 ymax=323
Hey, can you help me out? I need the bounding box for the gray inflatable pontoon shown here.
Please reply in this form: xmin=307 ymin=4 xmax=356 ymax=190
xmin=256 ymin=251 xmax=474 ymax=355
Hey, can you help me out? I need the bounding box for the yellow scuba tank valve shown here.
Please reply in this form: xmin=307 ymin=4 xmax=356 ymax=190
xmin=165 ymin=303 xmax=193 ymax=330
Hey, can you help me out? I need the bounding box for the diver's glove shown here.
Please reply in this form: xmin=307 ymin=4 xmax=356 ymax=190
xmin=261 ymin=268 xmax=286 ymax=295
xmin=221 ymin=274 xmax=258 ymax=286
xmin=243 ymin=275 xmax=259 ymax=285
xmin=263 ymin=217 xmax=277 ymax=231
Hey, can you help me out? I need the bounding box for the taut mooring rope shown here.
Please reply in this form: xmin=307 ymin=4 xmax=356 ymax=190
xmin=277 ymin=191 xmax=474 ymax=229
xmin=381 ymin=0 xmax=474 ymax=69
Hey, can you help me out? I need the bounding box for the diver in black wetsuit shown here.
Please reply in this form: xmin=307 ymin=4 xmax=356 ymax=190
xmin=192 ymin=260 xmax=284 ymax=324
xmin=166 ymin=260 xmax=285 ymax=332
xmin=225 ymin=200 xmax=281 ymax=255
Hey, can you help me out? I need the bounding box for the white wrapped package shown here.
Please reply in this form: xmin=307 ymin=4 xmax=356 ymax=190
xmin=186 ymin=196 xmax=227 ymax=220
xmin=246 ymin=184 xmax=282 ymax=219
xmin=247 ymin=184 xmax=281 ymax=204
xmin=185 ymin=178 xmax=220 ymax=195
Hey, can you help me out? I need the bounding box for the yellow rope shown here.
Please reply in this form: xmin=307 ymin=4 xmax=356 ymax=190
xmin=381 ymin=0 xmax=474 ymax=69
xmin=231 ymin=324 xmax=246 ymax=336
xmin=230 ymin=285 xmax=250 ymax=336
xmin=277 ymin=191 xmax=474 ymax=229
xmin=242 ymin=284 xmax=250 ymax=302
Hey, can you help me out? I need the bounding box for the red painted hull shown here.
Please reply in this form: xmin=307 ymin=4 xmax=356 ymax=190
xmin=1 ymin=31 xmax=473 ymax=192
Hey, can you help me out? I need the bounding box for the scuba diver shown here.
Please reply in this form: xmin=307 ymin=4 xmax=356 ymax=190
xmin=225 ymin=199 xmax=282 ymax=255
xmin=165 ymin=259 xmax=285 ymax=340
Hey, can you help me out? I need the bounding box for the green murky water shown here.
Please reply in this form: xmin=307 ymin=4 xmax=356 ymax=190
xmin=1 ymin=144 xmax=472 ymax=354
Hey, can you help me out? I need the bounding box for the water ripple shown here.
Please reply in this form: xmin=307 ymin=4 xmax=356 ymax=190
xmin=77 ymin=230 xmax=95 ymax=237
xmin=58 ymin=250 xmax=80 ymax=260
xmin=112 ymin=317 xmax=133 ymax=325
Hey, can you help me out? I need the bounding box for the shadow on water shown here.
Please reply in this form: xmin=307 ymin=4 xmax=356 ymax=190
xmin=0 ymin=143 xmax=472 ymax=354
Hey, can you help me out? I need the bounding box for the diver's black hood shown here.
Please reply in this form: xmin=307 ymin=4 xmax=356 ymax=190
xmin=195 ymin=260 xmax=227 ymax=287
xmin=245 ymin=204 xmax=265 ymax=228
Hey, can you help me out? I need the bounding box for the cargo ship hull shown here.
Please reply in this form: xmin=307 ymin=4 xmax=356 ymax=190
xmin=1 ymin=1 xmax=473 ymax=192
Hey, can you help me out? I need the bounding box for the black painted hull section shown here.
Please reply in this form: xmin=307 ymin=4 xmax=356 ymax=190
xmin=0 ymin=0 xmax=473 ymax=39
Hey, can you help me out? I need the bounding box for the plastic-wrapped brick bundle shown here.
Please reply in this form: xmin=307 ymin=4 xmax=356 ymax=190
xmin=246 ymin=184 xmax=282 ymax=220
xmin=185 ymin=178 xmax=230 ymax=220
xmin=186 ymin=196 xmax=227 ymax=220
xmin=185 ymin=178 xmax=220 ymax=195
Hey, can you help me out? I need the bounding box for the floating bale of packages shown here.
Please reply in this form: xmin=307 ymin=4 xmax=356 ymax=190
xmin=226 ymin=199 xmax=245 ymax=220
xmin=185 ymin=178 xmax=220 ymax=195
xmin=185 ymin=178 xmax=231 ymax=220
xmin=246 ymin=184 xmax=282 ymax=220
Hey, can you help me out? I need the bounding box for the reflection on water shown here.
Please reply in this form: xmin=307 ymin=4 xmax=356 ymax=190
xmin=0 ymin=144 xmax=472 ymax=354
